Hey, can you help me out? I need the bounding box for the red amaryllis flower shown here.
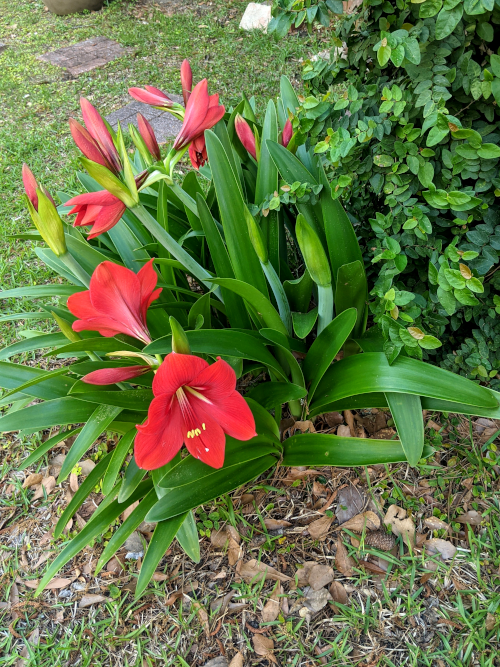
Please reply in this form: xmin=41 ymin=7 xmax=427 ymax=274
xmin=135 ymin=353 xmax=257 ymax=470
xmin=67 ymin=259 xmax=162 ymax=344
xmin=128 ymin=85 xmax=176 ymax=111
xmin=22 ymin=164 xmax=56 ymax=210
xmin=137 ymin=113 xmax=161 ymax=161
xmin=82 ymin=365 xmax=151 ymax=385
xmin=282 ymin=119 xmax=293 ymax=147
xmin=69 ymin=98 xmax=122 ymax=174
xmin=65 ymin=190 xmax=126 ymax=239
xmin=188 ymin=136 xmax=208 ymax=170
xmin=234 ymin=114 xmax=257 ymax=160
xmin=173 ymin=79 xmax=225 ymax=153
xmin=180 ymin=59 xmax=192 ymax=106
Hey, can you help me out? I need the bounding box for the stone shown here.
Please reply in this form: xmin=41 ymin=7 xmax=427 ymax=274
xmin=0 ymin=43 xmax=7 ymax=53
xmin=124 ymin=531 xmax=144 ymax=559
xmin=105 ymin=97 xmax=184 ymax=143
xmin=239 ymin=2 xmax=272 ymax=32
xmin=38 ymin=37 xmax=131 ymax=77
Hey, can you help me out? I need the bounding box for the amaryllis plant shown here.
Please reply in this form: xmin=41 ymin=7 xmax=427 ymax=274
xmin=3 ymin=65 xmax=500 ymax=597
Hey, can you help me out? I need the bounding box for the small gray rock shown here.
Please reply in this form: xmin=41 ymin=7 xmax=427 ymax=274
xmin=0 ymin=43 xmax=7 ymax=53
xmin=203 ymin=657 xmax=228 ymax=667
xmin=124 ymin=531 xmax=144 ymax=559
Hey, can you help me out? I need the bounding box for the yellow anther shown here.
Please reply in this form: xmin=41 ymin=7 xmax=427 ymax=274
xmin=194 ymin=428 xmax=201 ymax=436
xmin=202 ymin=423 xmax=206 ymax=430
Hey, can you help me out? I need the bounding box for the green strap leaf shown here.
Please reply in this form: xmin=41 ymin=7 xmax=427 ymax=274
xmin=209 ymin=278 xmax=287 ymax=336
xmin=176 ymin=511 xmax=201 ymax=563
xmin=303 ymin=308 xmax=357 ymax=401
xmin=35 ymin=480 xmax=152 ymax=597
xmin=0 ymin=397 xmax=96 ymax=432
xmin=102 ymin=428 xmax=137 ymax=495
xmin=311 ymin=353 xmax=498 ymax=416
xmin=256 ymin=100 xmax=279 ymax=205
xmin=246 ymin=382 xmax=307 ymax=410
xmin=54 ymin=451 xmax=113 ymax=538
xmin=205 ymin=131 xmax=268 ymax=296
xmin=1 ymin=367 xmax=69 ymax=400
xmin=19 ymin=427 xmax=82 ymax=471
xmin=386 ymin=392 xmax=424 ymax=466
xmin=118 ymin=455 xmax=146 ymax=503
xmin=135 ymin=514 xmax=187 ymax=598
xmin=44 ymin=337 xmax=141 ymax=357
xmin=58 ymin=404 xmax=123 ymax=482
xmin=144 ymin=328 xmax=287 ymax=380
xmin=146 ymin=455 xmax=276 ymax=523
xmin=335 ymin=261 xmax=368 ymax=341
xmin=0 ymin=361 xmax=75 ymax=400
xmin=0 ymin=285 xmax=83 ymax=300
xmin=0 ymin=333 xmax=68 ymax=361
xmin=280 ymin=75 xmax=300 ymax=117
xmin=282 ymin=433 xmax=433 ymax=466
xmin=95 ymin=489 xmax=158 ymax=574
xmin=69 ymin=388 xmax=153 ymax=411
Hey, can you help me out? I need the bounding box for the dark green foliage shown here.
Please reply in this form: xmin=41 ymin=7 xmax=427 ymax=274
xmin=268 ymin=0 xmax=344 ymax=38
xmin=297 ymin=0 xmax=500 ymax=386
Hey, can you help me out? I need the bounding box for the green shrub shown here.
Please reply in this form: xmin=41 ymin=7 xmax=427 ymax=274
xmin=295 ymin=0 xmax=500 ymax=386
xmin=268 ymin=0 xmax=344 ymax=38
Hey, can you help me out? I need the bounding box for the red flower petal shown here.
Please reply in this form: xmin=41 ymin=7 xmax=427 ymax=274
xmin=190 ymin=390 xmax=257 ymax=442
xmin=80 ymin=97 xmax=121 ymax=173
xmin=86 ymin=200 xmax=126 ymax=239
xmin=180 ymin=59 xmax=193 ymax=106
xmin=65 ymin=191 xmax=121 ymax=208
xmin=138 ymin=259 xmax=162 ymax=320
xmin=135 ymin=395 xmax=184 ymax=469
xmin=69 ymin=118 xmax=113 ymax=170
xmin=183 ymin=410 xmax=226 ymax=469
xmin=234 ymin=115 xmax=257 ymax=159
xmin=82 ymin=365 xmax=151 ymax=385
xmin=282 ymin=119 xmax=293 ymax=147
xmin=22 ymin=164 xmax=39 ymax=209
xmin=152 ymin=353 xmax=209 ymax=397
xmin=137 ymin=113 xmax=161 ymax=161
xmin=190 ymin=357 xmax=236 ymax=399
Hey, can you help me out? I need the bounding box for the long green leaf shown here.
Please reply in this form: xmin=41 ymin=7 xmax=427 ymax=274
xmin=311 ymin=353 xmax=498 ymax=415
xmin=0 ymin=285 xmax=83 ymax=300
xmin=144 ymin=329 xmax=286 ymax=379
xmin=146 ymin=455 xmax=276 ymax=522
xmin=35 ymin=480 xmax=152 ymax=596
xmin=386 ymin=392 xmax=424 ymax=466
xmin=102 ymin=428 xmax=137 ymax=495
xmin=209 ymin=278 xmax=287 ymax=335
xmin=176 ymin=511 xmax=201 ymax=563
xmin=335 ymin=261 xmax=367 ymax=340
xmin=280 ymin=75 xmax=300 ymax=117
xmin=196 ymin=194 xmax=251 ymax=329
xmin=0 ymin=361 xmax=75 ymax=399
xmin=118 ymin=456 xmax=146 ymax=502
xmin=0 ymin=333 xmax=68 ymax=361
xmin=0 ymin=397 xmax=96 ymax=432
xmin=205 ymin=131 xmax=268 ymax=296
xmin=19 ymin=427 xmax=82 ymax=471
xmin=259 ymin=328 xmax=305 ymax=387
xmin=95 ymin=489 xmax=157 ymax=574
xmin=246 ymin=382 xmax=307 ymax=410
xmin=44 ymin=337 xmax=141 ymax=357
xmin=319 ymin=165 xmax=364 ymax=288
xmin=69 ymin=388 xmax=153 ymax=411
xmin=282 ymin=433 xmax=433 ymax=466
xmin=159 ymin=436 xmax=279 ymax=490
xmin=1 ymin=367 xmax=69 ymax=399
xmin=54 ymin=451 xmax=113 ymax=538
xmin=255 ymin=100 xmax=279 ymax=205
xmin=302 ymin=308 xmax=357 ymax=400
xmin=135 ymin=514 xmax=187 ymax=598
xmin=58 ymin=404 xmax=123 ymax=482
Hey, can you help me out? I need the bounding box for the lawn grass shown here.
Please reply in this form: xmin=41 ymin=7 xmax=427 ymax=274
xmin=0 ymin=2 xmax=500 ymax=666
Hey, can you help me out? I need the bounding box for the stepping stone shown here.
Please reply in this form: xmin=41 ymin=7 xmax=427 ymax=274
xmin=38 ymin=36 xmax=131 ymax=77
xmin=105 ymin=96 xmax=184 ymax=143
xmin=239 ymin=2 xmax=272 ymax=32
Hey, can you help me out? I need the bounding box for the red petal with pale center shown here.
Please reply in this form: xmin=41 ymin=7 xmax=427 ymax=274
xmin=135 ymin=395 xmax=184 ymax=469
xmin=183 ymin=409 xmax=226 ymax=469
xmin=189 ymin=390 xmax=257 ymax=443
xmin=152 ymin=353 xmax=209 ymax=397
xmin=82 ymin=365 xmax=151 ymax=385
xmin=190 ymin=357 xmax=236 ymax=399
xmin=86 ymin=201 xmax=126 ymax=239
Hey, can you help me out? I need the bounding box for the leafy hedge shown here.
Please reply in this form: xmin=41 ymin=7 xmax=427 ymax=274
xmin=268 ymin=0 xmax=344 ymax=38
xmin=295 ymin=0 xmax=500 ymax=386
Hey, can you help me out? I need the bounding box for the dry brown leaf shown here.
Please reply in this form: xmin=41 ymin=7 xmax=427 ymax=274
xmin=335 ymin=537 xmax=354 ymax=577
xmin=456 ymin=510 xmax=482 ymax=525
xmin=228 ymin=652 xmax=244 ymax=667
xmin=211 ymin=528 xmax=230 ymax=548
xmin=424 ymin=517 xmax=450 ymax=532
xmin=9 ymin=582 xmax=19 ymax=619
xmin=486 ymin=612 xmax=497 ymax=631
xmin=336 ymin=485 xmax=368 ymax=523
xmin=303 ymin=586 xmax=332 ymax=612
xmin=308 ymin=564 xmax=334 ymax=591
xmin=308 ymin=515 xmax=334 ymax=540
xmin=211 ymin=590 xmax=235 ymax=614
xmin=79 ymin=594 xmax=107 ymax=608
xmin=32 ymin=476 xmax=56 ymax=500
xmin=79 ymin=459 xmax=96 ymax=476
xmin=337 ymin=510 xmax=380 ymax=533
xmin=329 ymin=580 xmax=348 ymax=611
xmin=69 ymin=472 xmax=79 ymax=493
xmin=312 ymin=480 xmax=328 ymax=497
xmin=337 ymin=424 xmax=351 ymax=437
xmin=261 ymin=582 xmax=282 ymax=623
xmin=383 ymin=504 xmax=415 ymax=548
xmin=106 ymin=557 xmax=124 ymax=574
xmin=424 ymin=538 xmax=457 ymax=560
xmin=22 ymin=473 xmax=43 ymax=489
xmin=264 ymin=518 xmax=292 ymax=530
xmin=75 ymin=513 xmax=86 ymax=530
xmin=324 ymin=412 xmax=343 ymax=427
xmin=295 ymin=561 xmax=317 ymax=587
xmin=236 ymin=559 xmax=290 ymax=583
xmin=164 ymin=582 xmax=199 ymax=606
xmin=240 ymin=493 xmax=255 ymax=505
xmin=292 ymin=420 xmax=316 ymax=433
xmin=192 ymin=600 xmax=209 ymax=637
xmin=253 ymin=634 xmax=275 ymax=660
